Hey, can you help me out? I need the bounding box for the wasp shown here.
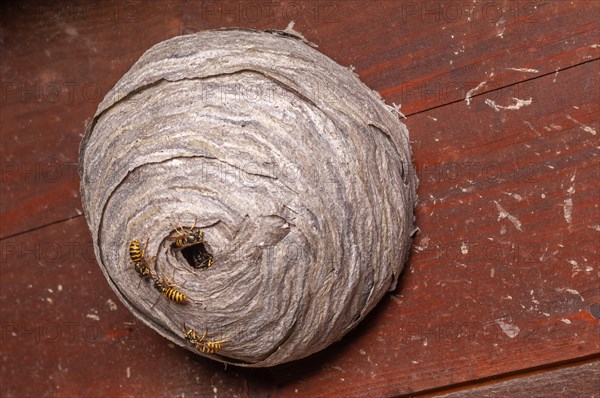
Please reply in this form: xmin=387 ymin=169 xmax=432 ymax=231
xmin=170 ymin=220 xmax=205 ymax=249
xmin=186 ymin=244 xmax=213 ymax=269
xmin=200 ymin=340 xmax=224 ymax=354
xmin=153 ymin=275 xmax=187 ymax=303
xmin=151 ymin=260 xmax=187 ymax=304
xmin=182 ymin=322 xmax=227 ymax=354
xmin=129 ymin=239 xmax=155 ymax=279
xmin=171 ymin=220 xmax=215 ymax=270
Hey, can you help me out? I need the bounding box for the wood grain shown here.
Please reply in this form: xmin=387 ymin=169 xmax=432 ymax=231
xmin=1 ymin=0 xmax=599 ymax=238
xmin=1 ymin=0 xmax=598 ymax=396
xmin=431 ymin=360 xmax=600 ymax=397
xmin=0 ymin=218 xmax=250 ymax=397
xmin=266 ymin=58 xmax=600 ymax=398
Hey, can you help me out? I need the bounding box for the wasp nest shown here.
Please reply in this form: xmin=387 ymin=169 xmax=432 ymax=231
xmin=79 ymin=27 xmax=417 ymax=367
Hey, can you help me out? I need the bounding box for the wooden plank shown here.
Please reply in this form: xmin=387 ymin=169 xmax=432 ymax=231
xmin=0 ymin=217 xmax=253 ymax=397
xmin=1 ymin=0 xmax=598 ymax=237
xmin=2 ymin=54 xmax=596 ymax=398
xmin=430 ymin=360 xmax=600 ymax=397
xmin=346 ymin=0 xmax=600 ymax=114
xmin=175 ymin=0 xmax=600 ymax=114
xmin=267 ymin=60 xmax=599 ymax=397
xmin=1 ymin=1 xmax=598 ymax=396
xmin=0 ymin=1 xmax=182 ymax=238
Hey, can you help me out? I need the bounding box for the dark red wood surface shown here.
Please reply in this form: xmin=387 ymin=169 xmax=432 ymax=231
xmin=1 ymin=1 xmax=599 ymax=397
xmin=432 ymin=360 xmax=599 ymax=397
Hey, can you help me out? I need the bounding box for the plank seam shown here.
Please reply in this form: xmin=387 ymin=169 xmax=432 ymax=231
xmin=406 ymin=353 xmax=600 ymax=397
xmin=2 ymin=58 xmax=598 ymax=240
xmin=405 ymin=57 xmax=600 ymax=118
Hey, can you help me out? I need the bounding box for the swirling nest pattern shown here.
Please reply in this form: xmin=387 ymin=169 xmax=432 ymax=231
xmin=79 ymin=27 xmax=418 ymax=367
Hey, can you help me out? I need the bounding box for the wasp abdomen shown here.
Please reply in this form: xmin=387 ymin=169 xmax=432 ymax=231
xmin=182 ymin=323 xmax=226 ymax=354
xmin=163 ymin=287 xmax=186 ymax=303
xmin=200 ymin=341 xmax=223 ymax=354
xmin=129 ymin=240 xmax=143 ymax=263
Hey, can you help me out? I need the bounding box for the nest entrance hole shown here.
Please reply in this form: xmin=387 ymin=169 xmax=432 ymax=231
xmin=181 ymin=242 xmax=213 ymax=269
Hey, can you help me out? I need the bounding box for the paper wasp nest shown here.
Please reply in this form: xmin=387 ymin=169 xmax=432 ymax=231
xmin=79 ymin=27 xmax=417 ymax=367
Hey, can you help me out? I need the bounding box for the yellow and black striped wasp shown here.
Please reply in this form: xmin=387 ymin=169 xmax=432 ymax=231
xmin=151 ymin=260 xmax=187 ymax=305
xmin=170 ymin=220 xmax=214 ymax=270
xmin=129 ymin=238 xmax=156 ymax=281
xmin=169 ymin=220 xmax=205 ymax=249
xmin=182 ymin=322 xmax=227 ymax=354
xmin=186 ymin=244 xmax=213 ymax=269
xmin=153 ymin=276 xmax=187 ymax=304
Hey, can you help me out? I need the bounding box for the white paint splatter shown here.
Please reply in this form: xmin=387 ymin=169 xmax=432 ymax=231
xmin=494 ymin=201 xmax=522 ymax=231
xmin=563 ymin=198 xmax=573 ymax=223
xmin=106 ymin=299 xmax=118 ymax=311
xmin=507 ymin=67 xmax=539 ymax=73
xmin=460 ymin=242 xmax=469 ymax=255
xmin=390 ymin=295 xmax=403 ymax=306
xmin=126 ymin=367 xmax=130 ymax=378
xmin=414 ymin=235 xmax=430 ymax=252
xmin=503 ymin=192 xmax=522 ymax=201
xmin=561 ymin=319 xmax=572 ymax=324
xmin=555 ymin=287 xmax=583 ymax=299
xmin=57 ymin=284 xmax=63 ymax=292
xmin=64 ymin=25 xmax=78 ymax=37
xmin=490 ymin=268 xmax=495 ymax=277
xmin=524 ymin=121 xmax=541 ymax=136
xmin=496 ymin=320 xmax=520 ymax=338
xmin=485 ymin=97 xmax=532 ymax=112
xmin=465 ymin=81 xmax=487 ymax=105
xmin=589 ymin=225 xmax=600 ymax=232
xmin=428 ymin=116 xmax=438 ymax=121
xmin=568 ymin=259 xmax=581 ymax=274
xmin=496 ymin=25 xmax=506 ymax=38
xmin=86 ymin=314 xmax=100 ymax=321
xmin=566 ymin=115 xmax=596 ymax=135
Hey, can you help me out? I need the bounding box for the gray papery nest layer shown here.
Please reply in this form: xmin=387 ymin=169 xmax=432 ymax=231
xmin=79 ymin=27 xmax=418 ymax=367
